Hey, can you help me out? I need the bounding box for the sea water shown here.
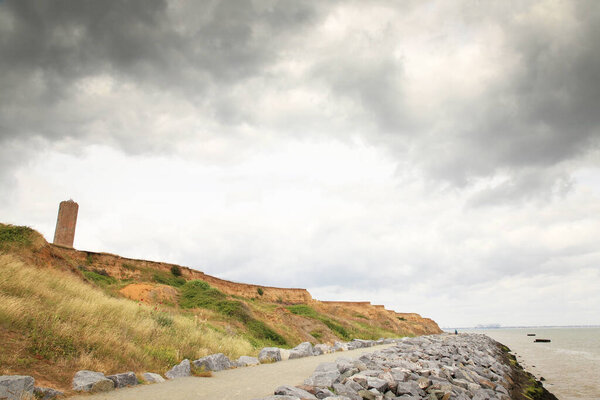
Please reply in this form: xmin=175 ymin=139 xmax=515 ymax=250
xmin=464 ymin=327 xmax=600 ymax=400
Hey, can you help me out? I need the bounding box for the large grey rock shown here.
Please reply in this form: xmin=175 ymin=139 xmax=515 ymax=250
xmin=258 ymin=396 xmax=301 ymax=400
xmin=107 ymin=371 xmax=138 ymax=388
xmin=165 ymin=359 xmax=191 ymax=379
xmin=193 ymin=353 xmax=232 ymax=371
xmin=142 ymin=372 xmax=165 ymax=383
xmin=0 ymin=375 xmax=35 ymax=400
xmin=313 ymin=344 xmax=332 ymax=356
xmin=237 ymin=356 xmax=260 ymax=367
xmin=334 ymin=341 xmax=348 ymax=351
xmin=274 ymin=385 xmax=317 ymax=399
xmin=72 ymin=370 xmax=114 ymax=392
xmin=259 ymin=347 xmax=283 ymax=363
xmin=33 ymin=387 xmax=63 ymax=400
xmin=304 ymin=363 xmax=341 ymax=387
xmin=290 ymin=342 xmax=315 ymax=359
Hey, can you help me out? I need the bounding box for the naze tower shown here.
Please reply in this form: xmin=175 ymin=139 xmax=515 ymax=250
xmin=53 ymin=199 xmax=79 ymax=248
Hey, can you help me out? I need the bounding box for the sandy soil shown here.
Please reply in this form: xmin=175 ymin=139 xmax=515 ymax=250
xmin=70 ymin=344 xmax=394 ymax=400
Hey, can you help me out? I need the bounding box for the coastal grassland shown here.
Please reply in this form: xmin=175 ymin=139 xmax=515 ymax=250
xmin=179 ymin=280 xmax=287 ymax=347
xmin=0 ymin=254 xmax=253 ymax=388
xmin=0 ymin=224 xmax=35 ymax=250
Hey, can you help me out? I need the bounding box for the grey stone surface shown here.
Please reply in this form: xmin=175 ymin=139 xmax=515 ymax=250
xmin=33 ymin=387 xmax=63 ymax=400
xmin=258 ymin=334 xmax=533 ymax=400
xmin=193 ymin=353 xmax=232 ymax=371
xmin=313 ymin=344 xmax=332 ymax=356
xmin=259 ymin=347 xmax=283 ymax=363
xmin=0 ymin=375 xmax=35 ymax=400
xmin=72 ymin=370 xmax=114 ymax=392
xmin=165 ymin=359 xmax=191 ymax=379
xmin=106 ymin=371 xmax=138 ymax=388
xmin=237 ymin=355 xmax=260 ymax=367
xmin=304 ymin=362 xmax=341 ymax=387
xmin=142 ymin=372 xmax=165 ymax=383
xmin=274 ymin=385 xmax=317 ymax=399
xmin=289 ymin=342 xmax=315 ymax=359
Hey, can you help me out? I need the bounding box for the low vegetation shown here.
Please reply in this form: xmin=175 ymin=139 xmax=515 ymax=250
xmin=0 ymin=224 xmax=34 ymax=250
xmin=0 ymin=254 xmax=252 ymax=385
xmin=0 ymin=223 xmax=437 ymax=391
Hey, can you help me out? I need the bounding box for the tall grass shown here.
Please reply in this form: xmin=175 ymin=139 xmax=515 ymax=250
xmin=0 ymin=255 xmax=253 ymax=375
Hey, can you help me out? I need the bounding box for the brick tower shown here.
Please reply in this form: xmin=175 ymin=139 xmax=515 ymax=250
xmin=53 ymin=199 xmax=79 ymax=248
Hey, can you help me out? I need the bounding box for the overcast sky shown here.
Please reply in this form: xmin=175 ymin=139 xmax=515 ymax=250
xmin=1 ymin=0 xmax=599 ymax=328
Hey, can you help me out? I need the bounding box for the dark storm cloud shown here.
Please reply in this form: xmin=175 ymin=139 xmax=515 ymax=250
xmin=413 ymin=1 xmax=600 ymax=188
xmin=0 ymin=0 xmax=319 ymax=141
xmin=1 ymin=0 xmax=599 ymax=196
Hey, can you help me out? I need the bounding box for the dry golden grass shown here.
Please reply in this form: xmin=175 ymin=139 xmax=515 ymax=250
xmin=0 ymin=254 xmax=253 ymax=377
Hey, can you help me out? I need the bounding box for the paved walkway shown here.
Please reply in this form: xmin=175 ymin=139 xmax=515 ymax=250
xmin=71 ymin=344 xmax=392 ymax=400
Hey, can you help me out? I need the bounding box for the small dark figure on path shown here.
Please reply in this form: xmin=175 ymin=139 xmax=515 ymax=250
xmin=454 ymin=329 xmax=458 ymax=335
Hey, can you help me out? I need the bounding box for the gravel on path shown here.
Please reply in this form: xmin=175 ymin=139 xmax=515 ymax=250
xmin=70 ymin=344 xmax=394 ymax=400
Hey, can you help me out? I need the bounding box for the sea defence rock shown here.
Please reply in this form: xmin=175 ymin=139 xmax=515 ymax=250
xmin=142 ymin=372 xmax=165 ymax=383
xmin=72 ymin=370 xmax=114 ymax=392
xmin=106 ymin=371 xmax=138 ymax=388
xmin=274 ymin=385 xmax=317 ymax=399
xmin=165 ymin=359 xmax=191 ymax=379
xmin=313 ymin=343 xmax=333 ymax=356
xmin=259 ymin=347 xmax=283 ymax=363
xmin=237 ymin=356 xmax=260 ymax=367
xmin=289 ymin=342 xmax=314 ymax=359
xmin=193 ymin=353 xmax=232 ymax=371
xmin=0 ymin=375 xmax=35 ymax=400
xmin=33 ymin=387 xmax=63 ymax=400
xmin=256 ymin=334 xmax=531 ymax=400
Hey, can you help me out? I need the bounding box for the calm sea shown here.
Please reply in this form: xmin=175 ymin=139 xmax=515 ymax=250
xmin=462 ymin=327 xmax=600 ymax=400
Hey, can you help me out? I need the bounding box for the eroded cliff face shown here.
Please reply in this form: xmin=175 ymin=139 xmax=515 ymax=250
xmin=9 ymin=226 xmax=442 ymax=336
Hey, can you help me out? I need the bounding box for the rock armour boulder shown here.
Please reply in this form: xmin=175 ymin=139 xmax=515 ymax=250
xmin=107 ymin=371 xmax=138 ymax=388
xmin=193 ymin=353 xmax=232 ymax=371
xmin=257 ymin=334 xmax=523 ymax=400
xmin=33 ymin=387 xmax=63 ymax=400
xmin=237 ymin=356 xmax=260 ymax=367
xmin=165 ymin=359 xmax=191 ymax=379
xmin=259 ymin=347 xmax=283 ymax=363
xmin=72 ymin=370 xmax=114 ymax=392
xmin=0 ymin=375 xmax=35 ymax=400
xmin=142 ymin=372 xmax=165 ymax=383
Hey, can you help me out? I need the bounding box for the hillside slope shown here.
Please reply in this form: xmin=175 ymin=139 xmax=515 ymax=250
xmin=0 ymin=223 xmax=441 ymax=392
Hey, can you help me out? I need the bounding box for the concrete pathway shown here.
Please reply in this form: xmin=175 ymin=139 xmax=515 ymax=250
xmin=71 ymin=344 xmax=393 ymax=400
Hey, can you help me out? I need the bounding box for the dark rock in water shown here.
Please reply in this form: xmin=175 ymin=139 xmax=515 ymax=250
xmin=527 ymin=333 xmax=536 ymax=336
xmin=534 ymin=339 xmax=551 ymax=343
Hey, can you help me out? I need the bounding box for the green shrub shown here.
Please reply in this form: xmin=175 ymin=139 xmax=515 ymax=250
xmin=153 ymin=271 xmax=186 ymax=287
xmin=257 ymin=287 xmax=264 ymax=296
xmin=286 ymin=304 xmax=320 ymax=318
xmin=122 ymin=263 xmax=136 ymax=271
xmin=83 ymin=270 xmax=117 ymax=287
xmin=397 ymin=316 xmax=406 ymax=321
xmin=287 ymin=305 xmax=351 ymax=340
xmin=170 ymin=265 xmax=182 ymax=277
xmin=180 ymin=280 xmax=286 ymax=346
xmin=154 ymin=312 xmax=174 ymax=327
xmin=246 ymin=319 xmax=287 ymax=346
xmin=0 ymin=225 xmax=33 ymax=250
xmin=310 ymin=330 xmax=323 ymax=340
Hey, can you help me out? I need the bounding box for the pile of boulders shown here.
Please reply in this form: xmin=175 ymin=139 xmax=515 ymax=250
xmin=0 ymin=375 xmax=63 ymax=400
xmin=0 ymin=337 xmax=396 ymax=398
xmin=256 ymin=334 xmax=514 ymax=400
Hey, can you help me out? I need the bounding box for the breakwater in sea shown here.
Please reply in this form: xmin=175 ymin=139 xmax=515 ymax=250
xmin=257 ymin=333 xmax=556 ymax=400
